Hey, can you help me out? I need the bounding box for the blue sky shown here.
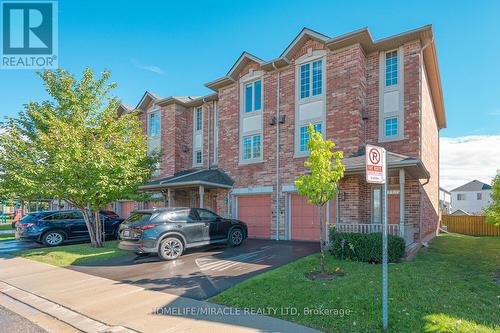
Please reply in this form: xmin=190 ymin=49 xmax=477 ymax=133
xmin=0 ymin=0 xmax=499 ymax=187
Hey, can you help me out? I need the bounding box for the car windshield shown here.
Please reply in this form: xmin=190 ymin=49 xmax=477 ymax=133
xmin=124 ymin=212 xmax=152 ymax=225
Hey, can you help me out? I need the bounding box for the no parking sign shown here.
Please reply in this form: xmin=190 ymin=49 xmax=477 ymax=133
xmin=366 ymin=145 xmax=386 ymax=184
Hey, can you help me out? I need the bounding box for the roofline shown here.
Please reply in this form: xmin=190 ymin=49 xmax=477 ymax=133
xmin=345 ymin=158 xmax=430 ymax=179
xmin=135 ymin=91 xmax=160 ymax=109
xmin=156 ymin=93 xmax=218 ymax=107
xmin=138 ymin=180 xmax=233 ymax=191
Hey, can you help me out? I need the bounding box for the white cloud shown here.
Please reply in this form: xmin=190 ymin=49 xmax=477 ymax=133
xmin=440 ymin=135 xmax=500 ymax=191
xmin=131 ymin=59 xmax=164 ymax=75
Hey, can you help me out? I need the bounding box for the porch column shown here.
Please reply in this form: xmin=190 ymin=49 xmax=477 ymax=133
xmin=199 ymin=185 xmax=205 ymax=208
xmin=399 ymin=169 xmax=405 ymax=238
xmin=167 ymin=188 xmax=172 ymax=208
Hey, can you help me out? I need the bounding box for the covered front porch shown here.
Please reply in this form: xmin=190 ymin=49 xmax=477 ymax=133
xmin=332 ymin=151 xmax=430 ymax=247
xmin=138 ymin=168 xmax=234 ymax=215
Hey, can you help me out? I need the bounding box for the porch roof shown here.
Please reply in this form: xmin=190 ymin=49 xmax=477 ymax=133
xmin=139 ymin=168 xmax=234 ymax=191
xmin=343 ymin=151 xmax=430 ymax=179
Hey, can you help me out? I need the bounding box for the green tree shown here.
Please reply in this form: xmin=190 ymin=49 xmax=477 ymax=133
xmin=485 ymin=175 xmax=500 ymax=226
xmin=294 ymin=124 xmax=345 ymax=273
xmin=0 ymin=68 xmax=158 ymax=247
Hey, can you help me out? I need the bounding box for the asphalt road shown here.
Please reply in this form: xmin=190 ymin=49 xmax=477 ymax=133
xmin=0 ymin=305 xmax=47 ymax=333
xmin=70 ymin=239 xmax=319 ymax=300
xmin=0 ymin=239 xmax=43 ymax=253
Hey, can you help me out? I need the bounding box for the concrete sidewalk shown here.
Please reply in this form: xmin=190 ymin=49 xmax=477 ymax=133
xmin=0 ymin=255 xmax=320 ymax=333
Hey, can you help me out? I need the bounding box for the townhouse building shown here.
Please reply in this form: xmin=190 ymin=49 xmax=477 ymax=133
xmin=117 ymin=25 xmax=446 ymax=250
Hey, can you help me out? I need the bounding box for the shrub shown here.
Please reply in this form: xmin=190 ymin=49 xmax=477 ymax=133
xmin=329 ymin=231 xmax=405 ymax=263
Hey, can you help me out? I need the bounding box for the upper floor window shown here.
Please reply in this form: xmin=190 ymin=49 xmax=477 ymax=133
xmin=457 ymin=193 xmax=465 ymax=201
xmin=242 ymin=134 xmax=261 ymax=160
xmin=477 ymin=193 xmax=482 ymax=200
xmin=195 ymin=150 xmax=202 ymax=164
xmin=299 ymin=123 xmax=322 ymax=152
xmin=244 ymin=80 xmax=262 ymax=113
xmin=195 ymin=107 xmax=203 ymax=131
xmin=385 ymin=51 xmax=398 ymax=87
xmin=385 ymin=117 xmax=398 ymax=137
xmin=300 ymin=60 xmax=323 ymax=99
xmin=148 ymin=111 xmax=160 ymax=137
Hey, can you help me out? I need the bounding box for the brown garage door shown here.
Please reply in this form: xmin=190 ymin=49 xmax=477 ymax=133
xmin=290 ymin=194 xmax=334 ymax=241
xmin=237 ymin=195 xmax=272 ymax=238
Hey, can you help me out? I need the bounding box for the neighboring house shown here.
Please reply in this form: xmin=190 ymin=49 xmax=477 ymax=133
xmin=450 ymin=208 xmax=470 ymax=216
xmin=439 ymin=187 xmax=452 ymax=214
xmin=118 ymin=25 xmax=445 ymax=249
xmin=450 ymin=180 xmax=492 ymax=215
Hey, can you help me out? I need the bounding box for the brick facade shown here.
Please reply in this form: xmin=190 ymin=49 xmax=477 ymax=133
xmin=128 ymin=27 xmax=444 ymax=247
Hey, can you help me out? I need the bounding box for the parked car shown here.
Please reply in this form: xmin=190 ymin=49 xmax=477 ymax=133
xmin=15 ymin=210 xmax=123 ymax=246
xmin=118 ymin=207 xmax=248 ymax=260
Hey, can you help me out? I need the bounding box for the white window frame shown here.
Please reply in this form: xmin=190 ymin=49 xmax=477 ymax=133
xmin=147 ymin=107 xmax=161 ymax=137
xmin=299 ymin=59 xmax=323 ymax=101
xmin=192 ymin=106 xmax=203 ymax=167
xmin=294 ymin=50 xmax=326 ymax=157
xmin=239 ymin=70 xmax=264 ymax=165
xmin=378 ymin=47 xmax=404 ymax=142
xmin=242 ymin=134 xmax=262 ymax=161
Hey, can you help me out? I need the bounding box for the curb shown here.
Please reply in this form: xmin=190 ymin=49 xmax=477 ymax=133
xmin=0 ymin=281 xmax=138 ymax=333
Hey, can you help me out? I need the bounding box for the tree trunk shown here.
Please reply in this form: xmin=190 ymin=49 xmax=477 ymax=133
xmin=93 ymin=210 xmax=104 ymax=247
xmin=318 ymin=205 xmax=325 ymax=273
xmin=80 ymin=208 xmax=100 ymax=247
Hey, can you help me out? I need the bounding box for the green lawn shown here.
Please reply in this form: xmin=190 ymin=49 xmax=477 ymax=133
xmin=0 ymin=233 xmax=15 ymax=241
xmin=0 ymin=222 xmax=13 ymax=231
xmin=211 ymin=234 xmax=500 ymax=333
xmin=14 ymin=241 xmax=129 ymax=266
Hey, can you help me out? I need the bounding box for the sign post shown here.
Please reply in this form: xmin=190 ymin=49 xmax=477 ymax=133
xmin=365 ymin=144 xmax=388 ymax=331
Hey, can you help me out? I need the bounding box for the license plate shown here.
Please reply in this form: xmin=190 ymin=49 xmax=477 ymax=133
xmin=123 ymin=230 xmax=130 ymax=237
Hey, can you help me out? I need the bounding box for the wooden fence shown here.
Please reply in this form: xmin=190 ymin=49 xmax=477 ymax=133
xmin=441 ymin=215 xmax=500 ymax=236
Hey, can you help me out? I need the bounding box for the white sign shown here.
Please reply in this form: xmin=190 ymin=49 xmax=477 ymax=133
xmin=366 ymin=144 xmax=386 ymax=184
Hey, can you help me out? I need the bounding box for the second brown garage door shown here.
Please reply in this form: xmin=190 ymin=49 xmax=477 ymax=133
xmin=290 ymin=194 xmax=334 ymax=241
xmin=237 ymin=195 xmax=272 ymax=238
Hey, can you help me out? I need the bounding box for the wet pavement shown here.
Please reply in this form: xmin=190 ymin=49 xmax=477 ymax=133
xmin=0 ymin=239 xmax=43 ymax=253
xmin=70 ymin=239 xmax=319 ymax=300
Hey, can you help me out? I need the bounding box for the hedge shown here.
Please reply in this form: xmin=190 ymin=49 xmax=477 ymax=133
xmin=329 ymin=232 xmax=405 ymax=263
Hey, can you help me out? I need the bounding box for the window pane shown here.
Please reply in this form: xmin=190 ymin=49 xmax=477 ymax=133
xmin=300 ymin=63 xmax=310 ymax=98
xmin=385 ymin=51 xmax=398 ymax=87
xmin=149 ymin=113 xmax=155 ymax=136
xmin=245 ymin=83 xmax=253 ymax=113
xmin=195 ymin=150 xmax=202 ymax=164
xmin=312 ymin=60 xmax=322 ymax=96
xmin=155 ymin=112 xmax=160 ymax=136
xmin=195 ymin=108 xmax=202 ymax=131
xmin=254 ymin=80 xmax=261 ymax=111
xmin=252 ymin=135 xmax=261 ymax=158
xmin=299 ymin=126 xmax=308 ymax=152
xmin=385 ymin=117 xmax=398 ymax=137
xmin=243 ymin=137 xmax=252 ymax=159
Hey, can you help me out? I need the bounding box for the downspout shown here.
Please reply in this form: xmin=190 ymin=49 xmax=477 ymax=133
xmin=272 ymin=62 xmax=281 ymax=241
xmin=419 ymin=176 xmax=430 ymax=244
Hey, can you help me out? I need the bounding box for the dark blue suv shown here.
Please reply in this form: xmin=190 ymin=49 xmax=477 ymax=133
xmin=15 ymin=210 xmax=123 ymax=246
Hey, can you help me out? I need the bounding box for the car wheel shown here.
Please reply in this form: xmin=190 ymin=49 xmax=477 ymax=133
xmin=114 ymin=227 xmax=120 ymax=240
xmin=42 ymin=231 xmax=65 ymax=247
xmin=158 ymin=237 xmax=184 ymax=261
xmin=228 ymin=228 xmax=244 ymax=247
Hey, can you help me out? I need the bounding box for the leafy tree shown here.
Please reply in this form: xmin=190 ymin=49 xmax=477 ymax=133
xmin=485 ymin=175 xmax=500 ymax=226
xmin=0 ymin=69 xmax=158 ymax=247
xmin=295 ymin=124 xmax=345 ymax=273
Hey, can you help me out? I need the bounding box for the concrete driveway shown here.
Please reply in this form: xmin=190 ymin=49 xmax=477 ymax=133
xmin=0 ymin=239 xmax=43 ymax=253
xmin=70 ymin=239 xmax=318 ymax=300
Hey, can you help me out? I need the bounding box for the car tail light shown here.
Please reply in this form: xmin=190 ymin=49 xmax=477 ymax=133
xmin=136 ymin=225 xmax=156 ymax=230
xmin=18 ymin=223 xmax=36 ymax=228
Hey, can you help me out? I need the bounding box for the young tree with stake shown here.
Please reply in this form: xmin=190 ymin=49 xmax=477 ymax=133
xmin=295 ymin=124 xmax=345 ymax=273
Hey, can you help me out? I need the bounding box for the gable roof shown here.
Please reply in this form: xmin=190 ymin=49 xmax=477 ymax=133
xmin=451 ymin=180 xmax=492 ymax=192
xmin=205 ymin=25 xmax=446 ymax=129
xmin=450 ymin=208 xmax=471 ymax=216
xmin=136 ymin=91 xmax=161 ymax=110
xmin=117 ymin=103 xmax=134 ymax=116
